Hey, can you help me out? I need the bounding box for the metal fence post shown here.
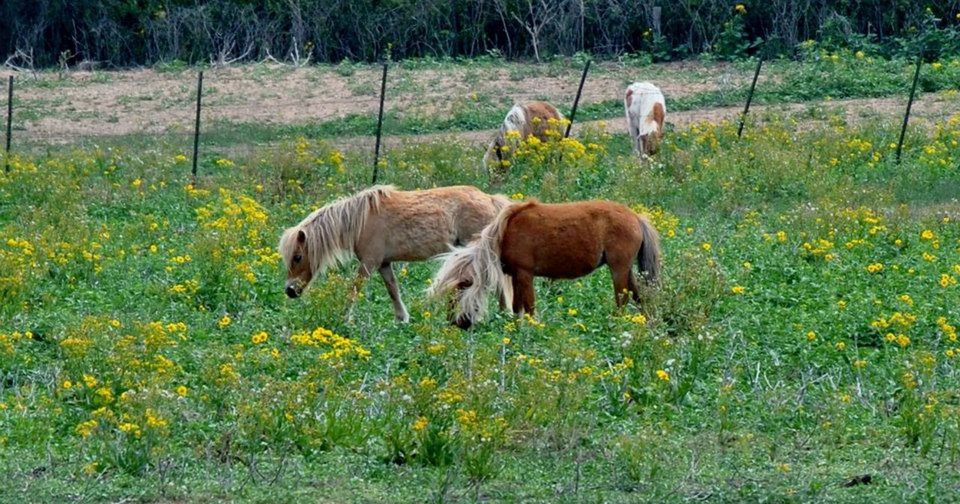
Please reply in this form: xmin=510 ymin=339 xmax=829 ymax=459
xmin=737 ymin=56 xmax=763 ymax=139
xmin=563 ymin=59 xmax=591 ymax=139
xmin=4 ymin=75 xmax=12 ymax=173
xmin=372 ymin=63 xmax=388 ymax=185
xmin=896 ymin=54 xmax=923 ymax=165
xmin=192 ymin=70 xmax=203 ymax=180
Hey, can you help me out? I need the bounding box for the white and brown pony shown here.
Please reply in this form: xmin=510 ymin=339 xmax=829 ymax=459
xmin=279 ymin=185 xmax=512 ymax=322
xmin=625 ymin=82 xmax=666 ymax=157
xmin=483 ymin=101 xmax=564 ymax=171
xmin=430 ymin=199 xmax=661 ymax=329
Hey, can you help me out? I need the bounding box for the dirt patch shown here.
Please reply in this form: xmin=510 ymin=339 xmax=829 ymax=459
xmin=4 ymin=62 xmax=956 ymax=150
xmin=3 ymin=61 xmax=755 ymax=144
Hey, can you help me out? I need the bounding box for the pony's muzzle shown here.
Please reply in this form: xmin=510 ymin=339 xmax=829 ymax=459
xmin=285 ymin=283 xmax=302 ymax=298
xmin=453 ymin=315 xmax=473 ymax=330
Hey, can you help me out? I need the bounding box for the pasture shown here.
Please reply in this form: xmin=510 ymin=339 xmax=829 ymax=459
xmin=2 ymin=56 xmax=960 ymax=502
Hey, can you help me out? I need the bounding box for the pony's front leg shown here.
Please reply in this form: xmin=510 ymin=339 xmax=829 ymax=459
xmin=498 ymin=274 xmax=514 ymax=313
xmin=512 ymin=271 xmax=536 ymax=317
xmin=346 ymin=264 xmax=372 ymax=323
xmin=379 ymin=263 xmax=409 ymax=323
xmin=629 ymin=124 xmax=642 ymax=155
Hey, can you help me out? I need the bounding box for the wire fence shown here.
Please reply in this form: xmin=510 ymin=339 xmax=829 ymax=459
xmin=0 ymin=56 xmax=951 ymax=178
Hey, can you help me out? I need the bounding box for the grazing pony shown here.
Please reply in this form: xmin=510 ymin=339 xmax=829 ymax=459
xmin=624 ymin=82 xmax=666 ymax=157
xmin=430 ymin=199 xmax=661 ymax=329
xmin=279 ymin=185 xmax=512 ymax=322
xmin=483 ymin=101 xmax=564 ymax=171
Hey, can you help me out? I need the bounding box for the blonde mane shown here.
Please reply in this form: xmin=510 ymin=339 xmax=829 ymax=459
xmin=279 ymin=185 xmax=395 ymax=274
xmin=430 ymin=200 xmax=533 ymax=324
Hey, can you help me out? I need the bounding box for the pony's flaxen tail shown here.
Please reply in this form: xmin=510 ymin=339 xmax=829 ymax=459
xmin=430 ymin=201 xmax=527 ymax=324
xmin=637 ymin=214 xmax=662 ymax=284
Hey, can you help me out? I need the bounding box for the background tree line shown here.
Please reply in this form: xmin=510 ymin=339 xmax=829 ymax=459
xmin=2 ymin=0 xmax=960 ymax=69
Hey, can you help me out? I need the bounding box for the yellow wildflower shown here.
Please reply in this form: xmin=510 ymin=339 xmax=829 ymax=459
xmin=412 ymin=416 xmax=428 ymax=432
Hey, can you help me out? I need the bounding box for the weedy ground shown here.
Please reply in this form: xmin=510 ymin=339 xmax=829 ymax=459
xmin=1 ymin=55 xmax=960 ymax=503
xmin=9 ymin=45 xmax=960 ymax=149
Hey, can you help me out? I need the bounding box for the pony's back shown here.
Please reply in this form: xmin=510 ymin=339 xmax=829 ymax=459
xmin=625 ymin=82 xmax=666 ymax=136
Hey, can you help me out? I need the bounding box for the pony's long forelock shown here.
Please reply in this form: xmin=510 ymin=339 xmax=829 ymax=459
xmin=430 ymin=201 xmax=529 ymax=324
xmin=502 ymin=104 xmax=527 ymax=133
xmin=483 ymin=104 xmax=529 ymax=169
xmin=279 ymin=185 xmax=395 ymax=275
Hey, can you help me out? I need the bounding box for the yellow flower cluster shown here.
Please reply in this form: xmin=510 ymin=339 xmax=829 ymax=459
xmin=871 ymin=312 xmax=917 ymax=330
xmin=290 ymin=326 xmax=371 ymax=360
xmin=251 ymin=331 xmax=268 ymax=345
xmin=631 ymin=204 xmax=679 ymax=239
xmin=939 ymin=273 xmax=957 ymax=288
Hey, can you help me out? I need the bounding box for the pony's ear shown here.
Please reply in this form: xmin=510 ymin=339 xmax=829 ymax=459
xmin=297 ymin=229 xmax=306 ymax=244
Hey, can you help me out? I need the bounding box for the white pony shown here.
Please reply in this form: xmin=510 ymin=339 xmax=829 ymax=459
xmin=483 ymin=101 xmax=564 ymax=171
xmin=624 ymin=82 xmax=666 ymax=157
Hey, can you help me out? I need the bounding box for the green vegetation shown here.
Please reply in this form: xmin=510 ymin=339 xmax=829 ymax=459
xmin=2 ymin=92 xmax=959 ymax=501
xmin=4 ymin=0 xmax=960 ymax=66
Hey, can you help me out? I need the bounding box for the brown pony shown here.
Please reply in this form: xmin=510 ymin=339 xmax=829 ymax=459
xmin=430 ymin=199 xmax=662 ymax=328
xmin=279 ymin=185 xmax=512 ymax=322
xmin=483 ymin=101 xmax=564 ymax=171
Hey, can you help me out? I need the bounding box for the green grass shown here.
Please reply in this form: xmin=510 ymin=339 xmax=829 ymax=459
xmin=1 ymin=94 xmax=960 ymax=502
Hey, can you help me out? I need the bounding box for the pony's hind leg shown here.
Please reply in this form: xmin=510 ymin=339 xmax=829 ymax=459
xmin=626 ymin=272 xmax=643 ymax=305
xmin=379 ymin=263 xmax=410 ymax=323
xmin=610 ymin=266 xmax=633 ymax=309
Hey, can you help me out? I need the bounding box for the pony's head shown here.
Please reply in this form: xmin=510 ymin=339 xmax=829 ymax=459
xmin=482 ymin=134 xmax=506 ymax=173
xmin=277 ymin=185 xmax=391 ymax=299
xmin=429 ymin=245 xmax=499 ymax=329
xmin=279 ymin=226 xmax=313 ymax=298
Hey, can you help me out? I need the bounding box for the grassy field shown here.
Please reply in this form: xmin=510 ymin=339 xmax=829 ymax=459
xmin=2 ymin=58 xmax=960 ymax=502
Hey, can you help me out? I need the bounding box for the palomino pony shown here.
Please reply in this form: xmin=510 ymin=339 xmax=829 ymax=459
xmin=279 ymin=185 xmax=512 ymax=322
xmin=430 ymin=199 xmax=662 ymax=328
xmin=625 ymin=82 xmax=666 ymax=157
xmin=483 ymin=101 xmax=564 ymax=171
